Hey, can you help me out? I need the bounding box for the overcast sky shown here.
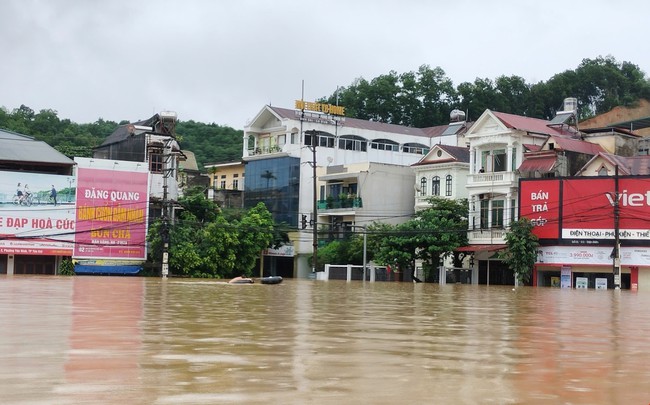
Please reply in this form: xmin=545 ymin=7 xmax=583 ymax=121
xmin=2 ymin=0 xmax=649 ymax=129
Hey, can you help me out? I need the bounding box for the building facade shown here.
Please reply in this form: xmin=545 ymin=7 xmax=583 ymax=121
xmin=0 ymin=129 xmax=75 ymax=275
xmin=243 ymin=102 xmax=463 ymax=278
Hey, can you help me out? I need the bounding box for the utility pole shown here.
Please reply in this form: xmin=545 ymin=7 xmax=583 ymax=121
xmin=161 ymin=138 xmax=173 ymax=279
xmin=307 ymin=130 xmax=318 ymax=273
xmin=613 ymin=165 xmax=621 ymax=289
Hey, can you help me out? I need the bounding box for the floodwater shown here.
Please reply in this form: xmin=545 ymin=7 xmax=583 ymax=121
xmin=1 ymin=277 xmax=650 ymax=405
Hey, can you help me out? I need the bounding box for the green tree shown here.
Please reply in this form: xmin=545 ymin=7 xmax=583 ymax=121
xmin=499 ymin=218 xmax=540 ymax=285
xmin=147 ymin=189 xmax=276 ymax=278
xmin=372 ymin=198 xmax=468 ymax=281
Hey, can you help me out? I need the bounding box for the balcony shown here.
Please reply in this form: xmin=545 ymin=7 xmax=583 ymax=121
xmin=317 ymin=197 xmax=363 ymax=211
xmin=468 ymin=228 xmax=506 ymax=245
xmin=467 ymin=171 xmax=517 ymax=188
xmin=247 ymin=145 xmax=283 ymax=156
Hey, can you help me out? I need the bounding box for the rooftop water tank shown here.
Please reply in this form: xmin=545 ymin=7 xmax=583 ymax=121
xmin=563 ymin=97 xmax=578 ymax=112
xmin=450 ymin=109 xmax=466 ymax=122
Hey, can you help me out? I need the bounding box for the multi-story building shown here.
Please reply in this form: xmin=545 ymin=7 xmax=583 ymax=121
xmin=204 ymin=160 xmax=245 ymax=209
xmin=462 ymin=104 xmax=582 ymax=285
xmin=94 ymin=111 xmax=185 ymax=220
xmin=242 ymin=102 xmax=466 ymax=278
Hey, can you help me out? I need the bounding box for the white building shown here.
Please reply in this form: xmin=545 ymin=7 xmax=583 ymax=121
xmin=242 ymin=102 xmax=466 ymax=279
xmin=462 ymin=108 xmax=578 ymax=284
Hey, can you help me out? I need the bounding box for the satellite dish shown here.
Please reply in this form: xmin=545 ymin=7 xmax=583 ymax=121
xmin=414 ymin=184 xmax=422 ymax=192
xmin=327 ymin=156 xmax=333 ymax=165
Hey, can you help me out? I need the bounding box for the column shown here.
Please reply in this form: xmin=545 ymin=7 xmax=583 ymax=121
xmin=470 ymin=148 xmax=476 ymax=173
xmin=507 ymin=143 xmax=514 ymax=172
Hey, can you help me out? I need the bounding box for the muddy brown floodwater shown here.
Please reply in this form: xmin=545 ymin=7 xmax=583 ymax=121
xmin=1 ymin=275 xmax=650 ymax=404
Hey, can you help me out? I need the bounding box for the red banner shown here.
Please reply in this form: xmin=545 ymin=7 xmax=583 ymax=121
xmin=74 ymin=166 xmax=149 ymax=259
xmin=520 ymin=177 xmax=650 ymax=244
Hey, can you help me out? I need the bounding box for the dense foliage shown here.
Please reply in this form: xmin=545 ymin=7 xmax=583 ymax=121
xmin=0 ymin=106 xmax=242 ymax=169
xmin=2 ymin=56 xmax=648 ymax=171
xmin=318 ymin=198 xmax=468 ymax=280
xmin=499 ymin=218 xmax=540 ymax=284
xmin=147 ymin=187 xmax=276 ymax=278
xmin=322 ymin=56 xmax=650 ymax=125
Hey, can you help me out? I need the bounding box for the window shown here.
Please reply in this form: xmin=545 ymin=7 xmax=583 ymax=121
xmin=445 ymin=175 xmax=452 ymax=196
xmin=598 ymin=166 xmax=609 ymax=176
xmin=492 ymin=200 xmax=504 ymax=228
xmin=420 ymin=177 xmax=427 ymax=196
xmin=431 ymin=176 xmax=440 ymax=196
xmin=338 ymin=135 xmax=367 ymax=151
xmin=278 ymin=134 xmax=286 ymax=146
xmin=370 ymin=139 xmax=399 ymax=151
xmin=481 ymin=149 xmax=507 ymax=172
xmin=403 ymin=143 xmax=429 ymax=155
xmin=232 ymin=179 xmax=239 ymax=190
xmin=480 ymin=199 xmax=489 ymax=228
xmin=220 ymin=180 xmax=226 ymax=189
xmin=149 ymin=153 xmax=163 ymax=173
xmin=305 ymin=132 xmax=335 ymax=148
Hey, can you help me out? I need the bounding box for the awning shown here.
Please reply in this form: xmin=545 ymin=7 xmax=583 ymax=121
xmin=456 ymin=244 xmax=508 ymax=253
xmin=74 ymin=265 xmax=142 ymax=275
xmin=518 ymin=156 xmax=557 ymax=173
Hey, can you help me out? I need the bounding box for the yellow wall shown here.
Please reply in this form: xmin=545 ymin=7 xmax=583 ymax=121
xmin=207 ymin=163 xmax=245 ymax=190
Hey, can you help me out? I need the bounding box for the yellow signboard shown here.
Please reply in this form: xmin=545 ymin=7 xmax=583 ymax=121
xmin=295 ymin=100 xmax=345 ymax=116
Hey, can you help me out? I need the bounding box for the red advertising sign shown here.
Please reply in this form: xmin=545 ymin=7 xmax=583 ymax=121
xmin=520 ymin=177 xmax=650 ymax=244
xmin=519 ymin=179 xmax=561 ymax=240
xmin=74 ymin=166 xmax=149 ymax=259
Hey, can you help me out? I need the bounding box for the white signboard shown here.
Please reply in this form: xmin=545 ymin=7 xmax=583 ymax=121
xmin=561 ymin=266 xmax=572 ymax=289
xmin=538 ymin=246 xmax=650 ymax=266
xmin=595 ymin=278 xmax=608 ymax=290
xmin=576 ymin=277 xmax=588 ymax=289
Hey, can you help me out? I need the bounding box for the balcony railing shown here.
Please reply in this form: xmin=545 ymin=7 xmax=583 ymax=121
xmin=248 ymin=145 xmax=283 ymax=156
xmin=468 ymin=228 xmax=506 ymax=244
xmin=317 ymin=197 xmax=363 ymax=211
xmin=468 ymin=171 xmax=517 ymax=186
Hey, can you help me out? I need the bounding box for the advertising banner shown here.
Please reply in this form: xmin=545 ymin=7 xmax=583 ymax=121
xmin=519 ymin=178 xmax=561 ymax=240
xmin=74 ymin=158 xmax=149 ymax=260
xmin=0 ymin=171 xmax=76 ymax=255
xmin=520 ymin=177 xmax=650 ymax=245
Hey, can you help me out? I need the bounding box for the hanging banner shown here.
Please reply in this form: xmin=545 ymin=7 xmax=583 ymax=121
xmin=73 ymin=158 xmax=149 ymax=260
xmin=0 ymin=171 xmax=76 ymax=255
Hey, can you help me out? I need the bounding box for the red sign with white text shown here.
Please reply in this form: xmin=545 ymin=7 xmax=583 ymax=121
xmin=520 ymin=177 xmax=650 ymax=245
xmin=519 ymin=179 xmax=561 ymax=240
xmin=74 ymin=167 xmax=149 ymax=259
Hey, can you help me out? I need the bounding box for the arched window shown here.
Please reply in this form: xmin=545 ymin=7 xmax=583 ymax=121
xmin=338 ymin=135 xmax=368 ymax=151
xmin=445 ymin=175 xmax=452 ymax=196
xmin=432 ymin=176 xmax=440 ymax=196
xmin=305 ymin=131 xmax=335 ymax=148
xmin=403 ymin=143 xmax=429 ymax=155
xmin=370 ymin=138 xmax=399 ymax=151
xmin=420 ymin=177 xmax=427 ymax=196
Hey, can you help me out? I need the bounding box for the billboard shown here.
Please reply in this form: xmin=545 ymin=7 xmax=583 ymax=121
xmin=520 ymin=176 xmax=650 ymax=246
xmin=74 ymin=158 xmax=149 ymax=260
xmin=0 ymin=171 xmax=76 ymax=255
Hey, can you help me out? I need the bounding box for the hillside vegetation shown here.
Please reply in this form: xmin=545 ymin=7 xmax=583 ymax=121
xmin=2 ymin=56 xmax=648 ymax=170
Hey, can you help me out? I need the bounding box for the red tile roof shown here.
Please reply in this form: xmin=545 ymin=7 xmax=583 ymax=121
xmin=493 ymin=111 xmax=576 ymax=136
xmin=550 ymin=135 xmax=604 ymax=154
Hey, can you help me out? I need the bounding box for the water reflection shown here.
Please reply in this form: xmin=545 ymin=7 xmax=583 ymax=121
xmin=1 ymin=276 xmax=650 ymax=404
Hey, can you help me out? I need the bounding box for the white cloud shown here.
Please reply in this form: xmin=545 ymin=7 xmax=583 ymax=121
xmin=1 ymin=0 xmax=649 ymax=129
